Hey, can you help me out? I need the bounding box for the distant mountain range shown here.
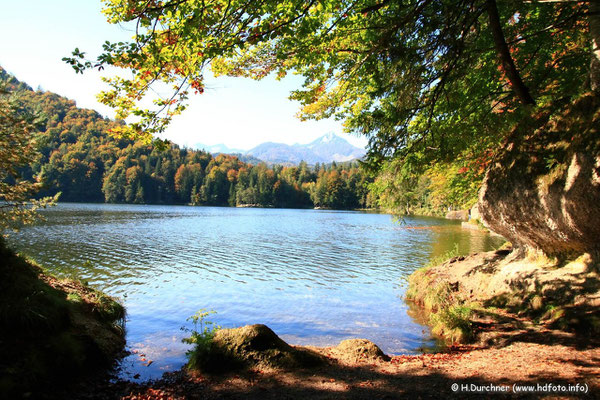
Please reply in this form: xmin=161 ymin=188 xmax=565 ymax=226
xmin=193 ymin=132 xmax=365 ymax=165
xmin=194 ymin=143 xmax=244 ymax=154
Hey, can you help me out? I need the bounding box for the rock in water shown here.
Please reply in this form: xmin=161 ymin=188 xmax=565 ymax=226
xmin=445 ymin=210 xmax=469 ymax=221
xmin=479 ymin=93 xmax=600 ymax=258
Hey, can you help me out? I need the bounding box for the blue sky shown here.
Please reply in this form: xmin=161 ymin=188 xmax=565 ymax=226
xmin=0 ymin=0 xmax=367 ymax=150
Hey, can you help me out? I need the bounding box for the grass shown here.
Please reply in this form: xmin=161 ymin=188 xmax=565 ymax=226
xmin=92 ymin=290 xmax=126 ymax=323
xmin=422 ymin=283 xmax=452 ymax=313
xmin=405 ymin=244 xmax=474 ymax=344
xmin=430 ymin=305 xmax=475 ymax=343
xmin=405 ymin=244 xmax=460 ymax=304
xmin=425 ymin=243 xmax=461 ymax=269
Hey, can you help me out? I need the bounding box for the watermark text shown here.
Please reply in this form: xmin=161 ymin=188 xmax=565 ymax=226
xmin=450 ymin=382 xmax=589 ymax=394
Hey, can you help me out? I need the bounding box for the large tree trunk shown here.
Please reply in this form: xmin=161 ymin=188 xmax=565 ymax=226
xmin=486 ymin=0 xmax=535 ymax=105
xmin=590 ymin=0 xmax=600 ymax=92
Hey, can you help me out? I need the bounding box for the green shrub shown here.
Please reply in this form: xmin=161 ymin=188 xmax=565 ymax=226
xmin=182 ymin=309 xmax=220 ymax=370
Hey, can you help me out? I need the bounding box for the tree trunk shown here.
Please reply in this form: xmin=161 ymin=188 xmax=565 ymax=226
xmin=486 ymin=0 xmax=535 ymax=105
xmin=590 ymin=0 xmax=600 ymax=92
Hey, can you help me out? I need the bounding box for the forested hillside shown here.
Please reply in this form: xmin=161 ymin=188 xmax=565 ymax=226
xmin=3 ymin=66 xmax=481 ymax=214
xmin=1 ymin=67 xmax=371 ymax=210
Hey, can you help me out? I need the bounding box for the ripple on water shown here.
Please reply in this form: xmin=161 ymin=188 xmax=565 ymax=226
xmin=7 ymin=204 xmax=504 ymax=380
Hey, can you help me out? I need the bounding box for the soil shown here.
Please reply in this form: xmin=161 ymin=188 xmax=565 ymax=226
xmin=52 ymin=325 xmax=599 ymax=399
xmin=407 ymin=247 xmax=600 ymax=340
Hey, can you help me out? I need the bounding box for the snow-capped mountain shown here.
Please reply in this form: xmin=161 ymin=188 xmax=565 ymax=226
xmin=246 ymin=133 xmax=365 ymax=164
xmin=303 ymin=132 xmax=366 ymax=162
xmin=191 ymin=143 xmax=244 ymax=154
xmin=191 ymin=133 xmax=365 ymax=165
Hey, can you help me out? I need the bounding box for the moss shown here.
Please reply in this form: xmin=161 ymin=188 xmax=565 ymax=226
xmin=333 ymin=339 xmax=390 ymax=362
xmin=0 ymin=238 xmax=125 ymax=398
xmin=187 ymin=324 xmax=324 ymax=372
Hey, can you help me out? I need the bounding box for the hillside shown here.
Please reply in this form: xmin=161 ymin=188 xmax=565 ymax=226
xmin=1 ymin=67 xmax=372 ymax=210
xmin=0 ymin=238 xmax=125 ymax=397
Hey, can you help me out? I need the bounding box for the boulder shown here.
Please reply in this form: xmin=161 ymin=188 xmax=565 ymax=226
xmin=470 ymin=203 xmax=481 ymax=222
xmin=190 ymin=324 xmax=324 ymax=371
xmin=445 ymin=210 xmax=469 ymax=221
xmin=478 ymin=93 xmax=600 ymax=258
xmin=331 ymin=339 xmax=390 ymax=362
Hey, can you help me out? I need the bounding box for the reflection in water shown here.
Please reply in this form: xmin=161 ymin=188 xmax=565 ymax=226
xmin=7 ymin=204 xmax=504 ymax=380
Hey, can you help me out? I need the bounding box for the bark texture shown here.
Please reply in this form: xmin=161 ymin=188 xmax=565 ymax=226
xmin=478 ymin=93 xmax=600 ymax=257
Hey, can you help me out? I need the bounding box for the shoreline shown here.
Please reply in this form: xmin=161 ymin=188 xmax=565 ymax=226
xmin=5 ymin=240 xmax=598 ymax=398
xmin=56 ymin=243 xmax=600 ymax=398
xmin=59 ymin=323 xmax=599 ymax=399
xmin=42 ymin=200 xmax=454 ymax=217
xmin=0 ymin=240 xmax=126 ymax=398
xmin=406 ymin=248 xmax=599 ymax=344
xmin=13 ymin=206 xmax=596 ymax=398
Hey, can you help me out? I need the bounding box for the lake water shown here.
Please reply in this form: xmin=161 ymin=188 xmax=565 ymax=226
xmin=6 ymin=203 xmax=504 ymax=380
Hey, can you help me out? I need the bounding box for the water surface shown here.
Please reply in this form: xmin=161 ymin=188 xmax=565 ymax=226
xmin=7 ymin=203 xmax=503 ymax=380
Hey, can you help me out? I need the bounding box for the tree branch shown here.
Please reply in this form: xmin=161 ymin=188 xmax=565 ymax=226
xmin=486 ymin=0 xmax=535 ymax=105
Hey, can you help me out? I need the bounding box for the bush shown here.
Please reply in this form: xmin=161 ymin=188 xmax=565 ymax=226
xmin=182 ymin=309 xmax=220 ymax=370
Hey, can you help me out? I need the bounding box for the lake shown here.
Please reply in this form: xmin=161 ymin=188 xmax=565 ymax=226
xmin=6 ymin=203 xmax=504 ymax=380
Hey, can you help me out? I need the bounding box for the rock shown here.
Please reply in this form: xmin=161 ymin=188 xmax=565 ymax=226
xmin=445 ymin=210 xmax=469 ymax=221
xmin=470 ymin=203 xmax=481 ymax=221
xmin=191 ymin=324 xmax=324 ymax=372
xmin=407 ymin=248 xmax=600 ymax=340
xmin=331 ymin=339 xmax=390 ymax=362
xmin=478 ymin=93 xmax=600 ymax=258
xmin=461 ymin=221 xmax=481 ymax=231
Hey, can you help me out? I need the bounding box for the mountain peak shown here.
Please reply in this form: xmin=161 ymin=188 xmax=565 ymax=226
xmin=246 ymin=133 xmax=365 ymax=165
xmin=322 ymin=131 xmax=335 ymax=142
xmin=311 ymin=132 xmax=337 ymax=145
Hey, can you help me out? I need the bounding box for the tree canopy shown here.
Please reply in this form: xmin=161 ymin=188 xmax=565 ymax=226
xmin=0 ymin=69 xmax=373 ymax=211
xmin=66 ymin=0 xmax=595 ymax=172
xmin=0 ymin=78 xmax=57 ymax=230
